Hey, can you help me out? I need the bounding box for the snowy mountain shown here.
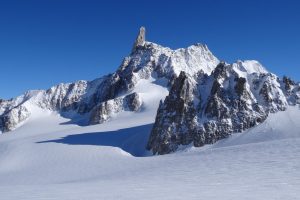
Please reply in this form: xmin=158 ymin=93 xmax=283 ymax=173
xmin=1 ymin=27 xmax=300 ymax=200
xmin=0 ymin=27 xmax=299 ymax=156
xmin=0 ymin=27 xmax=219 ymax=133
xmin=147 ymin=61 xmax=300 ymax=154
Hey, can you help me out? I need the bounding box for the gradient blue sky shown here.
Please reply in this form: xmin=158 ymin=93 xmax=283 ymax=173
xmin=0 ymin=0 xmax=299 ymax=99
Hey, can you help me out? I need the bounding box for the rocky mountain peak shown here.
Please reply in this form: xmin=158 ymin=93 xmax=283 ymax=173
xmin=147 ymin=60 xmax=300 ymax=154
xmin=132 ymin=26 xmax=146 ymax=52
xmin=212 ymin=62 xmax=227 ymax=79
xmin=0 ymin=27 xmax=220 ymax=133
xmin=3 ymin=27 xmax=298 ymax=156
xmin=283 ymin=76 xmax=295 ymax=91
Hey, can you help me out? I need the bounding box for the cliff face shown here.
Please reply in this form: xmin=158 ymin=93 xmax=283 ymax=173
xmin=147 ymin=62 xmax=300 ymax=155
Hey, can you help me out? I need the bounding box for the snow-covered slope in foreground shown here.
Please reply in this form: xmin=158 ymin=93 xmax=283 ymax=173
xmin=0 ymin=104 xmax=299 ymax=200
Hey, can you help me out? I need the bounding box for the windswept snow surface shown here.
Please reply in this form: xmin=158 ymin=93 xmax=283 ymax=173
xmin=0 ymin=101 xmax=300 ymax=199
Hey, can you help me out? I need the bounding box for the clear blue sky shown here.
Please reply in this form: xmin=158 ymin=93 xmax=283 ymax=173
xmin=0 ymin=0 xmax=299 ymax=99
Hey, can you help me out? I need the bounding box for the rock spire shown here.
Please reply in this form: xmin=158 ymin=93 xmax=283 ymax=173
xmin=132 ymin=26 xmax=146 ymax=51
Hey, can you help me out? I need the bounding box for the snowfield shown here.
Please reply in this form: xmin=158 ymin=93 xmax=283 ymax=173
xmin=0 ymin=92 xmax=299 ymax=200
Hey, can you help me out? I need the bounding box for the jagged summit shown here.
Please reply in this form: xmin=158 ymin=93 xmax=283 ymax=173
xmin=147 ymin=61 xmax=300 ymax=154
xmin=0 ymin=27 xmax=219 ymax=133
xmin=132 ymin=26 xmax=146 ymax=51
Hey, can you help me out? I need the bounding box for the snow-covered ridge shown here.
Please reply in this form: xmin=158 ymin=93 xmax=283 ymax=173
xmin=148 ymin=61 xmax=300 ymax=154
xmin=233 ymin=60 xmax=268 ymax=75
xmin=1 ymin=27 xmax=299 ymax=156
xmin=0 ymin=27 xmax=219 ymax=133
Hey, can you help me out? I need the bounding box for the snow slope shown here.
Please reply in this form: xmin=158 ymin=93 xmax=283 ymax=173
xmin=214 ymin=106 xmax=300 ymax=147
xmin=0 ymin=95 xmax=299 ymax=200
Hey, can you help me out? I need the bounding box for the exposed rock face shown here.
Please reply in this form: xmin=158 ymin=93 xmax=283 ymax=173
xmin=283 ymin=76 xmax=294 ymax=91
xmin=132 ymin=26 xmax=146 ymax=51
xmin=42 ymin=80 xmax=88 ymax=111
xmin=125 ymin=92 xmax=142 ymax=111
xmin=147 ymin=62 xmax=300 ymax=155
xmin=0 ymin=27 xmax=219 ymax=133
xmin=147 ymin=71 xmax=197 ymax=154
xmin=281 ymin=76 xmax=300 ymax=105
xmin=0 ymin=105 xmax=30 ymax=133
xmin=89 ymin=92 xmax=142 ymax=124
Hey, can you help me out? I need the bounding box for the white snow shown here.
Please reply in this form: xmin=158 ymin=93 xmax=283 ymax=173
xmin=141 ymin=42 xmax=220 ymax=77
xmin=0 ymin=92 xmax=300 ymax=200
xmin=233 ymin=60 xmax=268 ymax=75
xmin=214 ymin=106 xmax=300 ymax=147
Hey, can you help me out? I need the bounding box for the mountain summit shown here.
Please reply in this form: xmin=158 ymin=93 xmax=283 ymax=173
xmin=0 ymin=27 xmax=219 ymax=134
xmin=132 ymin=26 xmax=146 ymax=51
xmin=0 ymin=28 xmax=299 ymax=155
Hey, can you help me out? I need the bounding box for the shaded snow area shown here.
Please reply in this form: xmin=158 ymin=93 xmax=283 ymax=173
xmin=0 ymin=104 xmax=299 ymax=199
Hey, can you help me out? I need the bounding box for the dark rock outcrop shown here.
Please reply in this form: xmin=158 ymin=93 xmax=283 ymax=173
xmin=147 ymin=71 xmax=197 ymax=154
xmin=89 ymin=92 xmax=142 ymax=124
xmin=147 ymin=61 xmax=298 ymax=155
xmin=0 ymin=105 xmax=30 ymax=132
xmin=132 ymin=26 xmax=146 ymax=52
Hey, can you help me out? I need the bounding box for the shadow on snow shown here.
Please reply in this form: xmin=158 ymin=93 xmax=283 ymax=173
xmin=37 ymin=124 xmax=153 ymax=157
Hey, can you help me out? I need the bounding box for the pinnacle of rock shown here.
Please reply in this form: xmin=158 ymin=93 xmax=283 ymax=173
xmin=132 ymin=26 xmax=146 ymax=51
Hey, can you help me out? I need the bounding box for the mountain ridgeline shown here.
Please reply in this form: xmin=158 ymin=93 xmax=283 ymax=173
xmin=0 ymin=27 xmax=299 ymax=155
xmin=147 ymin=62 xmax=300 ymax=154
